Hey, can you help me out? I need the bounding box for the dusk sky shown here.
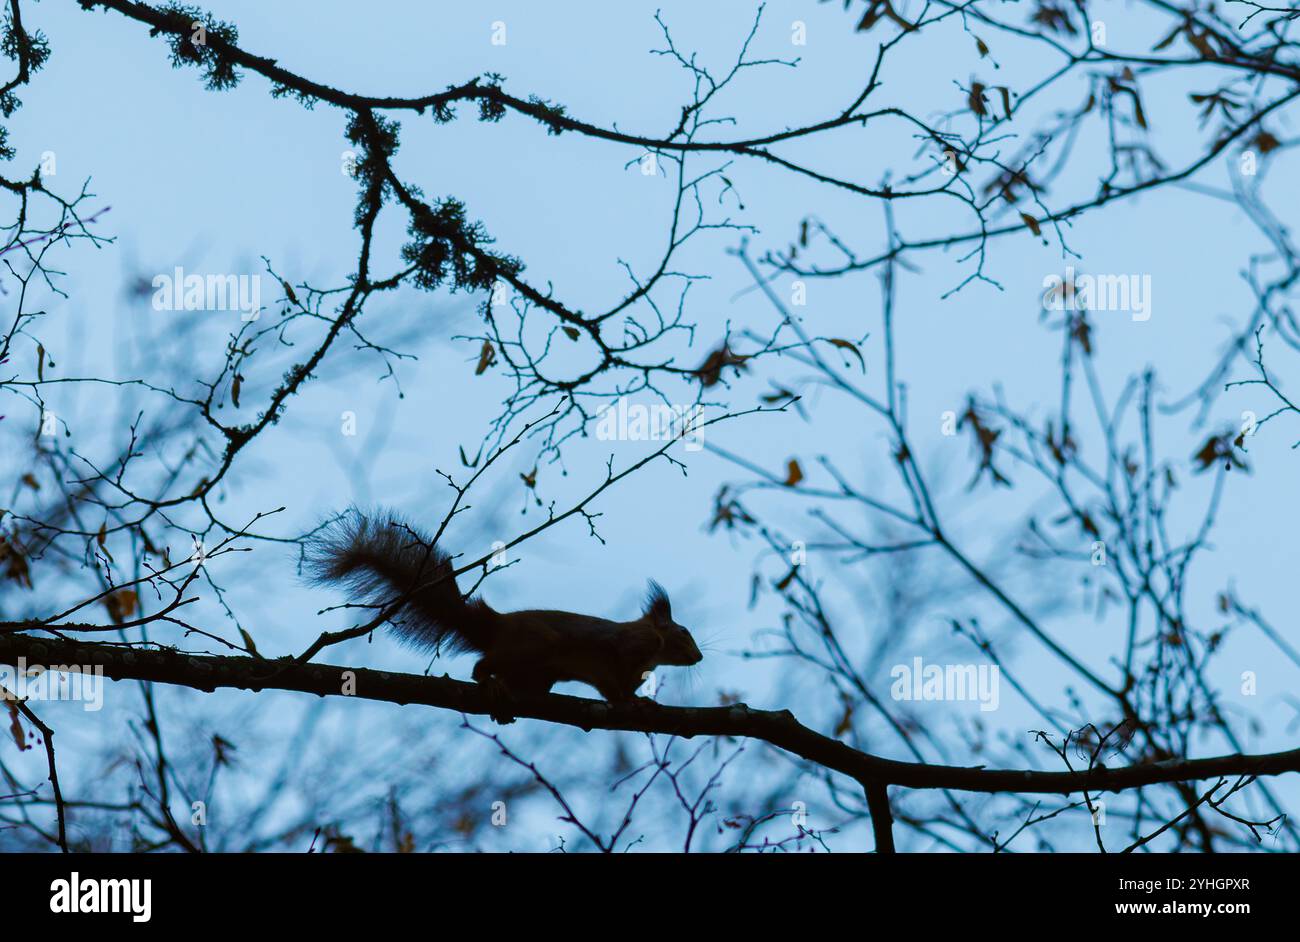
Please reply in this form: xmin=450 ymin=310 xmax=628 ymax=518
xmin=3 ymin=0 xmax=1297 ymax=855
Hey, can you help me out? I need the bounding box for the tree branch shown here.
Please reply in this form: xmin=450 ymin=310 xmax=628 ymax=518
xmin=865 ymin=782 xmax=895 ymax=854
xmin=5 ymin=632 xmax=1300 ymax=799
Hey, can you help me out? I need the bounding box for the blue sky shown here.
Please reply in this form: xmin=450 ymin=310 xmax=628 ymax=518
xmin=6 ymin=0 xmax=1299 ymax=850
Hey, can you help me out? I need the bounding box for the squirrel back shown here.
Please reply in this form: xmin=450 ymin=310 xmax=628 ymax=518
xmin=305 ymin=511 xmax=498 ymax=656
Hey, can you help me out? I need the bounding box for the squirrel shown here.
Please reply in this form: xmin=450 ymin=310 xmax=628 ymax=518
xmin=307 ymin=511 xmax=702 ymax=714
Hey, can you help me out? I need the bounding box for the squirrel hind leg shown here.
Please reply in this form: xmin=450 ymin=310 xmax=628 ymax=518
xmin=471 ymin=657 xmax=516 ymax=725
xmin=472 ymin=658 xmax=558 ymax=723
xmin=472 ymin=656 xmax=554 ymax=695
xmin=471 ymin=656 xmax=496 ymax=685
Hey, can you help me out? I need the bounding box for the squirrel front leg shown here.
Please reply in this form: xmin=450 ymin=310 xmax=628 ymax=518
xmin=592 ymin=666 xmax=648 ymax=705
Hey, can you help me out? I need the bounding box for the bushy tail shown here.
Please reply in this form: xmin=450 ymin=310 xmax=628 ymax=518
xmin=305 ymin=510 xmax=497 ymax=655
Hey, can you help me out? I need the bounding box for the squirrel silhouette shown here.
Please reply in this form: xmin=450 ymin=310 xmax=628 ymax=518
xmin=307 ymin=511 xmax=702 ymax=718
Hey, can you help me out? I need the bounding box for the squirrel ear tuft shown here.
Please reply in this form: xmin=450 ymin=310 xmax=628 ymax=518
xmin=644 ymin=580 xmax=672 ymax=623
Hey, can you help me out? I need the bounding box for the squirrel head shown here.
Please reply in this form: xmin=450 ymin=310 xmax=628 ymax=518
xmin=642 ymin=581 xmax=702 ymax=666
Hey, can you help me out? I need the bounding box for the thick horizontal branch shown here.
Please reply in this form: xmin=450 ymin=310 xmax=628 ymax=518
xmin=4 ymin=632 xmax=1300 ymax=796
